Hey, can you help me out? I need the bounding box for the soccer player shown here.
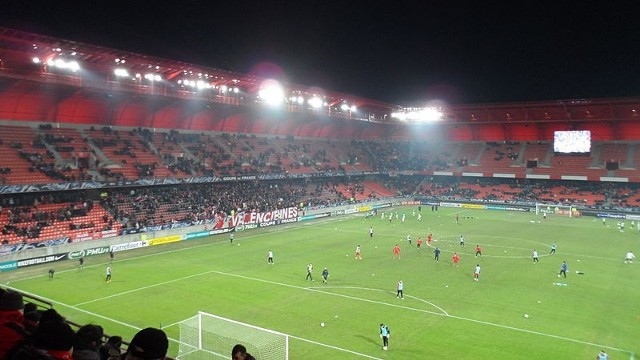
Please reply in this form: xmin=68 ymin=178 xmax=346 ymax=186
xmin=79 ymin=256 xmax=84 ymax=269
xmin=417 ymin=213 xmax=422 ymax=221
xmin=230 ymin=232 xmax=234 ymax=244
xmin=379 ymin=323 xmax=390 ymax=350
xmin=549 ymin=242 xmax=557 ymax=255
xmin=406 ymin=234 xmax=411 ymax=245
xmin=401 ymin=213 xmax=406 ymax=223
xmin=105 ymin=266 xmax=112 ymax=283
xmin=396 ymin=280 xmax=404 ymax=299
xmin=543 ymin=212 xmax=547 ymax=221
xmin=459 ymin=235 xmax=465 ymax=247
xmin=322 ymin=268 xmax=329 ymax=284
xmin=597 ymin=350 xmax=609 ymax=360
xmin=305 ymin=263 xmax=314 ymax=281
xmin=456 ymin=214 xmax=459 ymax=224
xmin=267 ymin=250 xmax=274 ymax=264
xmin=452 ymin=252 xmax=460 ymax=267
xmin=475 ymin=245 xmax=482 ymax=257
xmin=369 ymin=226 xmax=374 ymax=238
xmin=355 ymin=245 xmax=362 ymax=260
xmin=392 ymin=244 xmax=401 ymax=259
xmin=558 ymin=261 xmax=567 ymax=278
xmin=109 ymin=250 xmax=114 ymax=263
xmin=48 ymin=268 xmax=55 ymax=279
xmin=624 ymin=250 xmax=636 ymax=264
xmin=532 ymin=250 xmax=539 ymax=263
xmin=427 ymin=233 xmax=433 ymax=246
xmin=416 ymin=237 xmax=423 ymax=249
xmin=474 ymin=264 xmax=481 ymax=281
xmin=434 ymin=247 xmax=441 ymax=262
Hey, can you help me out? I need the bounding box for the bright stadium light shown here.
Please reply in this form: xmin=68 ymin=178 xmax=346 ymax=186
xmin=144 ymin=73 xmax=162 ymax=81
xmin=258 ymin=79 xmax=285 ymax=106
xmin=391 ymin=107 xmax=443 ymax=122
xmin=114 ymin=68 xmax=130 ymax=77
xmin=340 ymin=103 xmax=350 ymax=111
xmin=308 ymin=96 xmax=323 ymax=109
xmin=47 ymin=58 xmax=81 ymax=72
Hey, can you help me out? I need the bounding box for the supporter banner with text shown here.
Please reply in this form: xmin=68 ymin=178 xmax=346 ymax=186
xmin=230 ymin=207 xmax=299 ymax=227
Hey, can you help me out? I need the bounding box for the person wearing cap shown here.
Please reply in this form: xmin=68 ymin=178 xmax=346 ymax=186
xmin=231 ymin=344 xmax=256 ymax=360
xmin=124 ymin=327 xmax=168 ymax=360
xmin=0 ymin=291 xmax=27 ymax=358
xmin=73 ymin=324 xmax=104 ymax=360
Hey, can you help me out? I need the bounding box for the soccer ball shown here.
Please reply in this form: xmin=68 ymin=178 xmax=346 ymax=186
xmin=383 ymin=346 xmax=388 ymax=351
xmin=320 ymin=322 xmax=325 ymax=327
xmin=524 ymin=314 xmax=529 ymax=318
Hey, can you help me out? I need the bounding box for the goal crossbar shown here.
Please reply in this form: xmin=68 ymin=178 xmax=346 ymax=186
xmin=177 ymin=311 xmax=289 ymax=360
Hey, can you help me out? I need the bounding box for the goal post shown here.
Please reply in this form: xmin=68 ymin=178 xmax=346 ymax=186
xmin=535 ymin=203 xmax=581 ymax=217
xmin=177 ymin=311 xmax=289 ymax=360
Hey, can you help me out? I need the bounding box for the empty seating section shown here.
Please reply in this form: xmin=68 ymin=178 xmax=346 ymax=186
xmin=455 ymin=142 xmax=484 ymax=168
xmin=599 ymin=143 xmax=629 ymax=165
xmin=0 ymin=126 xmax=56 ymax=185
xmin=470 ymin=142 xmax=521 ymax=173
xmin=88 ymin=128 xmax=170 ymax=179
xmin=522 ymin=142 xmax=552 ymax=166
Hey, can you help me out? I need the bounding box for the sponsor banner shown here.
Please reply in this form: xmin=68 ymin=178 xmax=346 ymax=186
xmin=344 ymin=208 xmax=358 ymax=215
xmin=101 ymin=229 xmax=118 ymax=238
xmin=0 ymin=261 xmax=17 ymax=272
xmin=209 ymin=228 xmax=232 ymax=235
xmin=439 ymin=202 xmax=462 ymax=208
xmin=372 ymin=203 xmax=392 ymax=209
xmin=505 ymin=207 xmax=530 ymax=212
xmin=149 ymin=235 xmax=182 ymax=246
xmin=461 ymin=204 xmax=486 ymax=210
xmin=420 ymin=201 xmax=440 ymax=206
xmin=299 ymin=212 xmax=331 ymax=221
xmin=486 ymin=205 xmax=506 ymax=211
xmin=230 ymin=207 xmax=298 ymax=227
xmin=67 ymin=246 xmax=111 ymax=260
xmin=259 ymin=220 xmax=277 ymax=228
xmin=185 ymin=231 xmax=210 ymax=240
xmin=280 ymin=217 xmax=298 ymax=224
xmin=17 ymin=254 xmax=68 ymax=268
xmin=593 ymin=213 xmax=626 ymax=219
xmin=110 ymin=241 xmax=148 ymax=252
xmin=625 ymin=214 xmax=640 ymax=221
xmin=358 ymin=206 xmax=372 ymax=212
xmin=73 ymin=232 xmax=103 ymax=242
xmin=401 ymin=201 xmax=420 ymax=205
xmin=235 ymin=223 xmax=259 ymax=231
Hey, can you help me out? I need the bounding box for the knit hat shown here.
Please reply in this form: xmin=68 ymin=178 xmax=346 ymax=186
xmin=33 ymin=319 xmax=76 ymax=351
xmin=127 ymin=328 xmax=168 ymax=360
xmin=0 ymin=291 xmax=24 ymax=311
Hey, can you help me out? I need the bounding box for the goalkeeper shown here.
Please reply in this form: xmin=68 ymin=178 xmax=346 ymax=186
xmin=379 ymin=323 xmax=390 ymax=350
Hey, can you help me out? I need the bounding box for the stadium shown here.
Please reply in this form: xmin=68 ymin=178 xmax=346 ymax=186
xmin=0 ymin=26 xmax=639 ymax=360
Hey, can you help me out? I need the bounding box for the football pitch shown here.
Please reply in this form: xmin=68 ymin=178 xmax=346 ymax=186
xmin=2 ymin=206 xmax=639 ymax=359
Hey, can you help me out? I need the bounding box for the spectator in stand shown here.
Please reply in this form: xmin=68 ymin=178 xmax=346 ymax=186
xmin=0 ymin=291 xmax=27 ymax=359
xmin=122 ymin=327 xmax=168 ymax=360
xmin=98 ymin=336 xmax=122 ymax=360
xmin=73 ymin=324 xmax=105 ymax=360
xmin=231 ymin=344 xmax=256 ymax=360
xmin=12 ymin=308 xmax=76 ymax=360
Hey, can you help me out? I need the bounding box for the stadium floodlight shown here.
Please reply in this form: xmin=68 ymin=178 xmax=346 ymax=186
xmin=258 ymin=79 xmax=285 ymax=106
xmin=114 ymin=68 xmax=130 ymax=78
xmin=391 ymin=107 xmax=443 ymax=122
xmin=144 ymin=73 xmax=162 ymax=81
xmin=32 ymin=57 xmax=41 ymax=64
xmin=47 ymin=58 xmax=81 ymax=72
xmin=220 ymin=85 xmax=228 ymax=93
xmin=340 ymin=103 xmax=350 ymax=111
xmin=308 ymin=96 xmax=323 ymax=109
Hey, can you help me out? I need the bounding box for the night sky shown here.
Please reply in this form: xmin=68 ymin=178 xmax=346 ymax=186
xmin=2 ymin=1 xmax=639 ymax=105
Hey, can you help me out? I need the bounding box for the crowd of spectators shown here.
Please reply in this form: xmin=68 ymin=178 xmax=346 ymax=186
xmin=0 ymin=289 xmax=169 ymax=360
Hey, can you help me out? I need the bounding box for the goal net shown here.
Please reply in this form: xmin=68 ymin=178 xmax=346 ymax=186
xmin=177 ymin=311 xmax=289 ymax=360
xmin=535 ymin=203 xmax=581 ymax=217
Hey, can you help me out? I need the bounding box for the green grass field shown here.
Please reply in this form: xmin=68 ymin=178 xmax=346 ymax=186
xmin=2 ymin=206 xmax=639 ymax=359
